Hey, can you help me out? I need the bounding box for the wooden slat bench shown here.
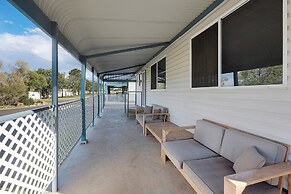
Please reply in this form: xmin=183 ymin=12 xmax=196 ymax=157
xmin=145 ymin=122 xmax=193 ymax=143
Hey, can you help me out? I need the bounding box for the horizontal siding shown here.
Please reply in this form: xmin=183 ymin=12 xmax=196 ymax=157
xmin=144 ymin=0 xmax=291 ymax=154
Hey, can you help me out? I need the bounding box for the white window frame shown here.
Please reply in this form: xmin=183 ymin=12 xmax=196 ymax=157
xmin=189 ymin=0 xmax=288 ymax=90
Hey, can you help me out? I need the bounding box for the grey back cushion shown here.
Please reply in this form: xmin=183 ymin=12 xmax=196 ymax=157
xmin=144 ymin=106 xmax=153 ymax=114
xmin=194 ymin=120 xmax=226 ymax=153
xmin=220 ymin=129 xmax=287 ymax=185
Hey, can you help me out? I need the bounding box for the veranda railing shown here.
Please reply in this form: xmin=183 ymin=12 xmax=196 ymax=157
xmin=0 ymin=96 xmax=98 ymax=194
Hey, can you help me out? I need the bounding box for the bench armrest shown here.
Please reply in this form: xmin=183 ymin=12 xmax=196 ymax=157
xmin=224 ymin=162 xmax=291 ymax=194
xmin=143 ymin=113 xmax=170 ymax=122
xmin=143 ymin=113 xmax=170 ymax=117
xmin=162 ymin=125 xmax=195 ymax=142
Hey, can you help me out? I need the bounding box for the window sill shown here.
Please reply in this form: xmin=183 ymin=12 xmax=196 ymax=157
xmin=190 ymin=84 xmax=287 ymax=90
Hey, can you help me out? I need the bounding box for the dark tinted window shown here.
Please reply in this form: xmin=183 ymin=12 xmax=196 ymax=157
xmin=151 ymin=64 xmax=157 ymax=89
xmin=191 ymin=23 xmax=218 ymax=88
xmin=157 ymin=58 xmax=166 ymax=89
xmin=221 ymin=0 xmax=283 ymax=87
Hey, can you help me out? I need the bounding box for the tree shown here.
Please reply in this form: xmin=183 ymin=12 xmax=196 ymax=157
xmin=238 ymin=65 xmax=282 ymax=86
xmin=86 ymin=80 xmax=92 ymax=93
xmin=27 ymin=71 xmax=48 ymax=92
xmin=68 ymin=68 xmax=81 ymax=95
xmin=0 ymin=70 xmax=27 ymax=106
xmin=36 ymin=69 xmax=52 ymax=98
xmin=58 ymin=73 xmax=68 ymax=97
xmin=14 ymin=60 xmax=30 ymax=80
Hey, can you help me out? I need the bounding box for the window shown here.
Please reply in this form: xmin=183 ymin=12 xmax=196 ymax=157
xmin=151 ymin=57 xmax=166 ymax=90
xmin=151 ymin=64 xmax=157 ymax=90
xmin=221 ymin=0 xmax=283 ymax=87
xmin=138 ymin=74 xmax=142 ymax=86
xmin=157 ymin=58 xmax=166 ymax=89
xmin=191 ymin=23 xmax=218 ymax=88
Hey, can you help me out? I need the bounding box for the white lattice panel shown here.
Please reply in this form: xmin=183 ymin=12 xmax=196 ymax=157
xmin=58 ymin=100 xmax=82 ymax=165
xmin=0 ymin=109 xmax=56 ymax=194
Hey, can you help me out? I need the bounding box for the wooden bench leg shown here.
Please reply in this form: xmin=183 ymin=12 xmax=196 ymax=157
xmin=161 ymin=147 xmax=167 ymax=164
xmin=143 ymin=125 xmax=146 ymax=136
xmin=288 ymin=174 xmax=291 ymax=194
xmin=144 ymin=126 xmax=148 ymax=136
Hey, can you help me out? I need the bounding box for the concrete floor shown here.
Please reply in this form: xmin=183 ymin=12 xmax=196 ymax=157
xmin=57 ymin=104 xmax=195 ymax=194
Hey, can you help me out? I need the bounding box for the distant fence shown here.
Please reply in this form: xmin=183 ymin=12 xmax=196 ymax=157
xmin=106 ymin=93 xmax=125 ymax=102
xmin=0 ymin=96 xmax=97 ymax=193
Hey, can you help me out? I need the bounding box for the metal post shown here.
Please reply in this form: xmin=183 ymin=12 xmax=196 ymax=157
xmin=103 ymin=82 xmax=105 ymax=109
xmin=140 ymin=91 xmax=142 ymax=106
xmin=124 ymin=89 xmax=126 ymax=113
xmin=80 ymin=57 xmax=88 ymax=144
xmin=233 ymin=71 xmax=238 ymax=86
xmin=135 ymin=81 xmax=137 ymax=106
xmin=127 ymin=82 xmax=129 ymax=117
xmin=97 ymin=74 xmax=101 ymax=118
xmin=51 ymin=21 xmax=59 ymax=192
xmin=92 ymin=67 xmax=95 ymax=126
xmin=100 ymin=80 xmax=103 ymax=113
xmin=144 ymin=71 xmax=147 ymax=106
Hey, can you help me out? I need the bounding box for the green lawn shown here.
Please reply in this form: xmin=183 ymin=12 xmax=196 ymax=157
xmin=0 ymin=95 xmax=95 ymax=111
xmin=0 ymin=96 xmax=81 ymax=110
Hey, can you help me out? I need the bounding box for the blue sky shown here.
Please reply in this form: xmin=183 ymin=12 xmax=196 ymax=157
xmin=0 ymin=1 xmax=88 ymax=77
xmin=0 ymin=1 xmax=35 ymax=35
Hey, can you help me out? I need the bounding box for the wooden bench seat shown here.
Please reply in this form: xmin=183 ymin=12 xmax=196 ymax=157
xmin=145 ymin=122 xmax=193 ymax=143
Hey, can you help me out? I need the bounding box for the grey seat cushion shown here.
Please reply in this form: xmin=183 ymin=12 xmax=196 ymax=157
xmin=183 ymin=157 xmax=279 ymax=194
xmin=194 ymin=120 xmax=226 ymax=153
xmin=162 ymin=139 xmax=218 ymax=169
xmin=220 ymin=129 xmax=287 ymax=185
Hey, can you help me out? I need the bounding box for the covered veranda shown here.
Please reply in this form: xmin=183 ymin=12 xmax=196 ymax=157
xmin=57 ymin=103 xmax=194 ymax=194
xmin=1 ymin=0 xmax=291 ymax=194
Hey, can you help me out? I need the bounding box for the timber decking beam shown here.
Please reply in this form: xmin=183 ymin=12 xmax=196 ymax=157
xmin=86 ymin=42 xmax=170 ymax=59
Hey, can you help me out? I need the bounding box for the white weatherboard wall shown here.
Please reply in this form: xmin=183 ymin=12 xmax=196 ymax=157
xmin=141 ymin=0 xmax=291 ymax=154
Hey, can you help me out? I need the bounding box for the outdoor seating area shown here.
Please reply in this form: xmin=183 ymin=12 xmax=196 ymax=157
xmin=56 ymin=104 xmax=195 ymax=194
xmin=1 ymin=0 xmax=291 ymax=194
xmin=161 ymin=119 xmax=290 ymax=194
xmin=56 ymin=105 xmax=291 ymax=194
xmin=136 ymin=104 xmax=169 ymax=135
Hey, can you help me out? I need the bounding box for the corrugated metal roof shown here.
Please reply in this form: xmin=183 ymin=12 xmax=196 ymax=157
xmin=32 ymin=0 xmax=216 ymax=75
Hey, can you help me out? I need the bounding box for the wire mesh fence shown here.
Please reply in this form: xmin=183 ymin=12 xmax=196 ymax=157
xmin=58 ymin=100 xmax=82 ymax=165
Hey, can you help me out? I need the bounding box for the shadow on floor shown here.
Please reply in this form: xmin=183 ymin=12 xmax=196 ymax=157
xmin=57 ymin=104 xmax=195 ymax=194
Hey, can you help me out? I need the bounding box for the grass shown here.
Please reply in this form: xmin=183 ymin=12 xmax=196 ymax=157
xmin=0 ymin=96 xmax=83 ymax=110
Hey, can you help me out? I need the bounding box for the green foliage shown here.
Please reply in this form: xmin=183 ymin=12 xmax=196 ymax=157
xmin=0 ymin=61 xmax=95 ymax=106
xmin=238 ymin=65 xmax=283 ymax=86
xmin=0 ymin=72 xmax=27 ymax=106
xmin=68 ymin=68 xmax=81 ymax=95
xmin=27 ymin=71 xmax=48 ymax=92
xmin=86 ymin=80 xmax=92 ymax=93
xmin=19 ymin=96 xmax=35 ymax=105
xmin=58 ymin=73 xmax=67 ymax=90
xmin=36 ymin=69 xmax=52 ymax=98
